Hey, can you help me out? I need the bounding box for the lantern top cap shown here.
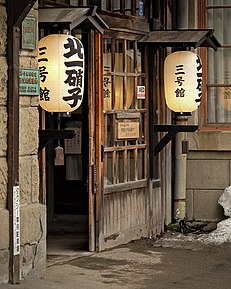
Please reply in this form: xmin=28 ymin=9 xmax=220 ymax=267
xmin=39 ymin=6 xmax=108 ymax=33
xmin=139 ymin=29 xmax=221 ymax=51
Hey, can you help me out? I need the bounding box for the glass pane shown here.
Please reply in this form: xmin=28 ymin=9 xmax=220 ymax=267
xmin=127 ymin=140 xmax=136 ymax=145
xmin=125 ymin=0 xmax=132 ymax=15
xmin=127 ymin=41 xmax=135 ymax=72
xmin=208 ymin=87 xmax=231 ymax=123
xmin=128 ymin=150 xmax=135 ymax=181
xmin=104 ymin=152 xmax=113 ymax=185
xmin=114 ymin=76 xmax=124 ymax=110
xmin=126 ymin=76 xmax=135 ymax=109
xmin=137 ymin=47 xmax=142 ymax=73
xmin=138 ymin=113 xmax=145 ymax=144
xmin=208 ymin=48 xmax=231 ymax=86
xmin=117 ymin=151 xmax=124 ymax=183
xmin=137 ymin=149 xmax=145 ymax=180
xmin=208 ymin=7 xmax=231 ymax=45
xmin=106 ymin=114 xmax=114 ymax=147
xmin=115 ymin=40 xmax=124 ymax=72
xmin=116 ymin=140 xmax=125 ymax=147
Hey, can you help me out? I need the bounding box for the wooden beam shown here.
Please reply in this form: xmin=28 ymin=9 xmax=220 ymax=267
xmin=9 ymin=0 xmax=37 ymax=27
xmin=154 ymin=125 xmax=198 ymax=155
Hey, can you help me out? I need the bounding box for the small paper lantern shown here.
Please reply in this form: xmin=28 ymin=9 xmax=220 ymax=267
xmin=164 ymin=51 xmax=202 ymax=113
xmin=37 ymin=34 xmax=84 ymax=112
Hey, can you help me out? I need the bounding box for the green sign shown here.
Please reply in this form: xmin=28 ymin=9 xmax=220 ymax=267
xmin=19 ymin=68 xmax=40 ymax=96
xmin=21 ymin=16 xmax=37 ymax=50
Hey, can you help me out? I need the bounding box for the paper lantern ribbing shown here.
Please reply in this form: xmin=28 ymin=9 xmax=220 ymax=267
xmin=164 ymin=51 xmax=202 ymax=113
xmin=37 ymin=34 xmax=84 ymax=112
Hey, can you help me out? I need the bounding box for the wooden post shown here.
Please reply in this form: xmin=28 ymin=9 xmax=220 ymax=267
xmin=7 ymin=0 xmax=36 ymax=284
xmin=7 ymin=23 xmax=21 ymax=286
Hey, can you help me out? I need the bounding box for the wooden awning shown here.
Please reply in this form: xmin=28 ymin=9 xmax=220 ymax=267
xmin=39 ymin=6 xmax=109 ymax=33
xmin=139 ymin=29 xmax=221 ymax=51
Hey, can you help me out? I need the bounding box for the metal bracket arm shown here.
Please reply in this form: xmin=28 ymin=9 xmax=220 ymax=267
xmin=154 ymin=125 xmax=198 ymax=155
xmin=38 ymin=129 xmax=76 ymax=152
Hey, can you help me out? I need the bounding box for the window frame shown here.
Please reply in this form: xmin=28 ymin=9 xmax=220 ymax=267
xmin=198 ymin=0 xmax=231 ymax=129
xmin=102 ymin=31 xmax=149 ymax=188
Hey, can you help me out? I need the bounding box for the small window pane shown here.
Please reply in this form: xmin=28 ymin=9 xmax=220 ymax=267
xmin=114 ymin=76 xmax=124 ymax=110
xmin=126 ymin=76 xmax=135 ymax=109
xmin=104 ymin=152 xmax=113 ymax=185
xmin=137 ymin=149 xmax=145 ymax=179
xmin=117 ymin=151 xmax=124 ymax=183
xmin=128 ymin=150 xmax=136 ymax=181
xmin=127 ymin=41 xmax=135 ymax=72
xmin=106 ymin=115 xmax=114 ymax=147
xmin=115 ymin=41 xmax=124 ymax=72
xmin=208 ymin=87 xmax=231 ymax=123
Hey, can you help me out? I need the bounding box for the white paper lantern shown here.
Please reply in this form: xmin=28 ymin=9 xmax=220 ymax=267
xmin=164 ymin=51 xmax=202 ymax=113
xmin=37 ymin=34 xmax=84 ymax=112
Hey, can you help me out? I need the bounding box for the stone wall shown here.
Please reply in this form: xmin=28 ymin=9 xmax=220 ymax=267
xmin=186 ymin=131 xmax=231 ymax=221
xmin=0 ymin=1 xmax=46 ymax=283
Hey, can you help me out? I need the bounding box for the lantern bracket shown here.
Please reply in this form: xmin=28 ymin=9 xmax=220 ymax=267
xmin=38 ymin=129 xmax=75 ymax=152
xmin=154 ymin=125 xmax=198 ymax=156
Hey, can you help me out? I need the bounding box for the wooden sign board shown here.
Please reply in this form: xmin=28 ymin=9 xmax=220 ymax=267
xmin=117 ymin=121 xmax=140 ymax=139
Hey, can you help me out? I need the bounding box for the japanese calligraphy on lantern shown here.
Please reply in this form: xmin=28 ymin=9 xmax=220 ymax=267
xmin=164 ymin=51 xmax=202 ymax=113
xmin=19 ymin=68 xmax=40 ymax=95
xmin=13 ymin=185 xmax=20 ymax=256
xmin=37 ymin=34 xmax=84 ymax=112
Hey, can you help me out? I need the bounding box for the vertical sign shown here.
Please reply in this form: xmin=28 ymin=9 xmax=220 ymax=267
xmin=13 ymin=185 xmax=20 ymax=256
xmin=21 ymin=16 xmax=37 ymax=50
xmin=137 ymin=85 xmax=145 ymax=99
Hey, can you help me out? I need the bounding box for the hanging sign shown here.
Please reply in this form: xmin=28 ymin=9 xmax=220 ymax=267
xmin=164 ymin=51 xmax=202 ymax=113
xmin=64 ymin=126 xmax=82 ymax=154
xmin=37 ymin=34 xmax=84 ymax=112
xmin=19 ymin=68 xmax=40 ymax=95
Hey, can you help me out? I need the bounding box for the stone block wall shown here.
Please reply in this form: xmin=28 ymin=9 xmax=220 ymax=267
xmin=0 ymin=1 xmax=46 ymax=283
xmin=186 ymin=131 xmax=231 ymax=221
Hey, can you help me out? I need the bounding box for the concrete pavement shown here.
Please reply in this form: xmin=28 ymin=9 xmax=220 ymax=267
xmin=1 ymin=231 xmax=231 ymax=289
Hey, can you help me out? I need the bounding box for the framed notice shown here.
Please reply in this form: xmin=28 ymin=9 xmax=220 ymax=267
xmin=117 ymin=120 xmax=140 ymax=139
xmin=21 ymin=16 xmax=37 ymax=50
xmin=64 ymin=126 xmax=82 ymax=154
xmin=19 ymin=68 xmax=40 ymax=96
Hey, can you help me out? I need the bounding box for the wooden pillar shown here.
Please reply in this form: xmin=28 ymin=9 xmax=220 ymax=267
xmin=6 ymin=0 xmax=36 ymax=284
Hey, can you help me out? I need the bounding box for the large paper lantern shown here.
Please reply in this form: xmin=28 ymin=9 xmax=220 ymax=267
xmin=37 ymin=34 xmax=84 ymax=112
xmin=164 ymin=51 xmax=202 ymax=113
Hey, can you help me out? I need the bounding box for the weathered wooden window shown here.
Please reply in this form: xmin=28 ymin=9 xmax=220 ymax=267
xmin=39 ymin=0 xmax=70 ymax=6
xmin=103 ymin=35 xmax=147 ymax=186
xmin=101 ymin=0 xmax=145 ymax=16
xmin=39 ymin=0 xmax=90 ymax=6
xmin=200 ymin=1 xmax=231 ymax=124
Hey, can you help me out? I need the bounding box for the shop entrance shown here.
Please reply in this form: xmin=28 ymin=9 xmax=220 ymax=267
xmin=41 ymin=29 xmax=93 ymax=259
